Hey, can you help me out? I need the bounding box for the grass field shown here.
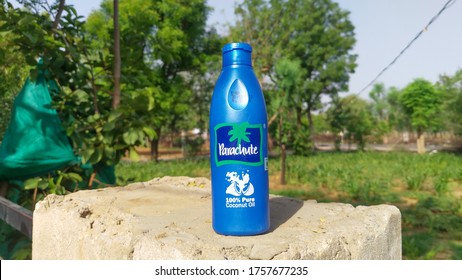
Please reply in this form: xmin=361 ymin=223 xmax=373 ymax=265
xmin=117 ymin=151 xmax=462 ymax=260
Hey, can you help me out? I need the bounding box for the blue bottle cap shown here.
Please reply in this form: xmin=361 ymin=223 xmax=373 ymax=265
xmin=222 ymin=42 xmax=252 ymax=67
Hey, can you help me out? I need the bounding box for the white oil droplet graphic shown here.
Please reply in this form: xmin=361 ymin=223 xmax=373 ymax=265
xmin=228 ymin=79 xmax=249 ymax=110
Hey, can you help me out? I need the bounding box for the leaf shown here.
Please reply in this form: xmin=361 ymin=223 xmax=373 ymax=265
xmin=129 ymin=147 xmax=140 ymax=162
xmin=23 ymin=178 xmax=41 ymax=190
xmin=18 ymin=14 xmax=35 ymax=26
xmin=108 ymin=110 xmax=123 ymax=122
xmin=103 ymin=121 xmax=116 ymax=131
xmin=104 ymin=145 xmax=115 ymax=158
xmin=147 ymin=95 xmax=155 ymax=111
xmin=23 ymin=31 xmax=39 ymax=44
xmin=123 ymin=130 xmax=139 ymax=145
xmin=66 ymin=172 xmax=83 ymax=183
xmin=143 ymin=127 xmax=157 ymax=140
xmin=66 ymin=125 xmax=75 ymax=136
xmin=81 ymin=148 xmax=95 ymax=164
xmin=74 ymin=89 xmax=89 ymax=103
xmin=47 ymin=177 xmax=57 ymax=192
xmin=88 ymin=145 xmax=104 ymax=164
xmin=113 ymin=144 xmax=127 ymax=150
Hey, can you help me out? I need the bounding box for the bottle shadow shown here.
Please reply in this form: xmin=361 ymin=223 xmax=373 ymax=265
xmin=268 ymin=196 xmax=304 ymax=232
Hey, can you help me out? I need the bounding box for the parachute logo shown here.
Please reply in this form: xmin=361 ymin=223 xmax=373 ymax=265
xmin=214 ymin=122 xmax=263 ymax=167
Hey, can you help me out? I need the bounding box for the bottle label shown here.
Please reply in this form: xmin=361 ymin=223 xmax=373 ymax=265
xmin=214 ymin=122 xmax=263 ymax=167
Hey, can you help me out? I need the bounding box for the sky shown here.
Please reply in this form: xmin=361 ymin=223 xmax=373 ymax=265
xmin=11 ymin=0 xmax=462 ymax=97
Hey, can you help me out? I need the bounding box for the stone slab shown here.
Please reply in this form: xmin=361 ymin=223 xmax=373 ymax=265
xmin=32 ymin=176 xmax=401 ymax=260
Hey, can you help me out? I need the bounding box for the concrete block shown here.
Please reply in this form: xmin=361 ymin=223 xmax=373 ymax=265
xmin=32 ymin=176 xmax=401 ymax=260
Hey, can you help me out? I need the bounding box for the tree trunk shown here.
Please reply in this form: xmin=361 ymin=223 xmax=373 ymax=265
xmin=90 ymin=69 xmax=100 ymax=114
xmin=306 ymin=110 xmax=315 ymax=152
xmin=0 ymin=181 xmax=9 ymax=197
xmin=278 ymin=112 xmax=286 ymax=185
xmin=280 ymin=143 xmax=286 ymax=185
xmin=296 ymin=106 xmax=302 ymax=129
xmin=181 ymin=130 xmax=186 ymax=158
xmin=150 ymin=127 xmax=162 ymax=162
xmin=112 ymin=0 xmax=121 ymax=109
xmin=417 ymin=131 xmax=426 ymax=154
xmin=150 ymin=138 xmax=159 ymax=162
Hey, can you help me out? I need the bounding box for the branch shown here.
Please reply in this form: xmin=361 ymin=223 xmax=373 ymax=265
xmin=268 ymin=112 xmax=278 ymax=126
xmin=112 ymin=0 xmax=121 ymax=109
xmin=52 ymin=0 xmax=66 ymax=31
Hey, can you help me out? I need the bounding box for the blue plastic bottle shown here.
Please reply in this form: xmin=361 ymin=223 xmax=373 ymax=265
xmin=209 ymin=42 xmax=270 ymax=236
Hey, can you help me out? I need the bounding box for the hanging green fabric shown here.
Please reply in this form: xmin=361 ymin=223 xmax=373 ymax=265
xmin=0 ymin=72 xmax=78 ymax=181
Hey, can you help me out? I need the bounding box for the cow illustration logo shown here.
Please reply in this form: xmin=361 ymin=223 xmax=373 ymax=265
xmin=225 ymin=171 xmax=254 ymax=196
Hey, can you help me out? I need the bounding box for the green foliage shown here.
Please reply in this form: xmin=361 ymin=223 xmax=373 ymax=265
xmin=438 ymin=69 xmax=462 ymax=134
xmin=272 ymin=152 xmax=462 ymax=259
xmin=400 ymin=78 xmax=442 ymax=134
xmin=85 ymin=0 xmax=218 ymax=156
xmin=1 ymin=0 xmax=199 ymax=259
xmin=368 ymin=83 xmax=393 ymax=140
xmin=270 ymin=57 xmax=306 ymax=149
xmin=386 ymin=86 xmax=409 ymax=132
xmin=1 ymin=1 xmax=149 ymax=173
xmin=1 ymin=0 xmax=216 ymax=182
xmin=23 ymin=169 xmax=83 ymax=195
xmin=0 ymin=2 xmax=26 ymax=136
xmin=327 ymin=95 xmax=373 ymax=150
xmin=0 ymin=221 xmax=31 ymax=260
xmin=55 ymin=85 xmax=156 ymax=168
xmin=185 ymin=28 xmax=224 ymax=134
xmin=230 ymin=0 xmax=357 ymax=150
xmin=402 ymin=195 xmax=462 ymax=259
xmin=183 ymin=136 xmax=205 ymax=157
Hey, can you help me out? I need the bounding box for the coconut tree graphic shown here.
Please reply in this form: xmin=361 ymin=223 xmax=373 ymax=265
xmin=228 ymin=122 xmax=251 ymax=146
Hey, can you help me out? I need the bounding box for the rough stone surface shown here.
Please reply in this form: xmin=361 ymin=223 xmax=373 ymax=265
xmin=32 ymin=176 xmax=401 ymax=260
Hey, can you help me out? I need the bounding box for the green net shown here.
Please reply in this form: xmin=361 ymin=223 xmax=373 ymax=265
xmin=0 ymin=72 xmax=77 ymax=181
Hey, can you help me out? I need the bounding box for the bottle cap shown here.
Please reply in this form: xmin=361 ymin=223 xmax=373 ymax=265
xmin=222 ymin=42 xmax=252 ymax=67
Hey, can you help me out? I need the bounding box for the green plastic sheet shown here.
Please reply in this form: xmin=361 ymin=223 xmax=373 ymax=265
xmin=0 ymin=72 xmax=77 ymax=181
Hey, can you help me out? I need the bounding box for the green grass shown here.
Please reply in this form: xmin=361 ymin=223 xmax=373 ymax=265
xmin=116 ymin=151 xmax=462 ymax=259
xmin=270 ymin=152 xmax=462 ymax=260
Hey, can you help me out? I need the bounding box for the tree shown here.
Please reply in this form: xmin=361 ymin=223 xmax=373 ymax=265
xmin=400 ymin=78 xmax=441 ymax=154
xmin=272 ymin=57 xmax=305 ymax=184
xmin=184 ymin=27 xmax=224 ymax=134
xmin=1 ymin=0 xmax=155 ymax=187
xmin=85 ymin=0 xmax=213 ymax=161
xmin=438 ymin=69 xmax=462 ymax=134
xmin=284 ymin=0 xmax=357 ymax=152
xmin=230 ymin=0 xmax=357 ymax=153
xmin=385 ymin=86 xmax=409 ymax=134
xmin=0 ymin=18 xmax=28 ymax=137
xmin=368 ymin=83 xmax=392 ymax=144
xmin=327 ymin=95 xmax=373 ymax=151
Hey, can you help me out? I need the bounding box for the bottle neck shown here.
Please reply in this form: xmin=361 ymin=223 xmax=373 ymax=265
xmin=222 ymin=49 xmax=252 ymax=67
